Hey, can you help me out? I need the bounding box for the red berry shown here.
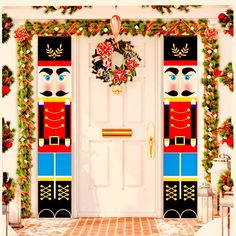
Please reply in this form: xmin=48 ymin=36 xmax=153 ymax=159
xmin=151 ymin=5 xmax=156 ymax=9
xmin=77 ymin=6 xmax=82 ymax=10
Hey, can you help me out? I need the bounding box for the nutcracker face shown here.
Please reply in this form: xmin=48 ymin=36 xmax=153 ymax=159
xmin=38 ymin=66 xmax=72 ymax=98
xmin=164 ymin=66 xmax=197 ymax=98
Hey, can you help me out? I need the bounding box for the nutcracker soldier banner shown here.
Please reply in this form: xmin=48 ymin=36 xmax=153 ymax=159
xmin=37 ymin=36 xmax=72 ymax=218
xmin=163 ymin=36 xmax=198 ymax=218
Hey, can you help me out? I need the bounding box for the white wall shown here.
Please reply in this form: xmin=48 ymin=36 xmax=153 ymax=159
xmin=1 ymin=5 xmax=234 ymax=217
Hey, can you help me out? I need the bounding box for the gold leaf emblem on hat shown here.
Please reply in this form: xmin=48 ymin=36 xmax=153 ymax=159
xmin=46 ymin=44 xmax=63 ymax=58
xmin=172 ymin=43 xmax=189 ymax=58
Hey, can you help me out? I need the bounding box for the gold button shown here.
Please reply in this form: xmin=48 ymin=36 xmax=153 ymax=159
xmin=171 ymin=116 xmax=174 ymax=119
xmin=171 ymin=108 xmax=174 ymax=111
xmin=187 ymin=116 xmax=190 ymax=119
xmin=187 ymin=124 xmax=190 ymax=127
xmin=61 ymin=109 xmax=64 ymax=112
xmin=45 ymin=116 xmax=48 ymax=119
xmin=61 ymin=124 xmax=64 ymax=127
xmin=45 ymin=124 xmax=48 ymax=127
xmin=45 ymin=109 xmax=48 ymax=112
xmin=171 ymin=124 xmax=174 ymax=127
xmin=187 ymin=108 xmax=190 ymax=112
xmin=61 ymin=116 xmax=64 ymax=120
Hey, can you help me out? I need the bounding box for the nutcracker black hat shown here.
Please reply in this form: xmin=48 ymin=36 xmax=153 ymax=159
xmin=164 ymin=36 xmax=197 ymax=66
xmin=38 ymin=36 xmax=71 ymax=66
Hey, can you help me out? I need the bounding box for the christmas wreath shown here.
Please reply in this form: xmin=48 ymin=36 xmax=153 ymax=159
xmin=2 ymin=118 xmax=15 ymax=153
xmin=2 ymin=13 xmax=14 ymax=43
xmin=2 ymin=172 xmax=16 ymax=204
xmin=2 ymin=65 xmax=15 ymax=97
xmin=218 ymin=169 xmax=233 ymax=197
xmin=92 ymin=38 xmax=141 ymax=93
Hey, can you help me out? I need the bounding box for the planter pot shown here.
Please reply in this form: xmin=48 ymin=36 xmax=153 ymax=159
xmin=220 ymin=192 xmax=234 ymax=206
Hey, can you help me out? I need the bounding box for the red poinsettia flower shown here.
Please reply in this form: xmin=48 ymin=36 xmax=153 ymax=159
xmin=204 ymin=27 xmax=218 ymax=41
xmin=14 ymin=27 xmax=31 ymax=43
xmin=127 ymin=59 xmax=138 ymax=70
xmin=2 ymin=85 xmax=10 ymax=96
xmin=97 ymin=41 xmax=114 ymax=58
xmin=214 ymin=69 xmax=223 ymax=78
xmin=113 ymin=68 xmax=127 ymax=83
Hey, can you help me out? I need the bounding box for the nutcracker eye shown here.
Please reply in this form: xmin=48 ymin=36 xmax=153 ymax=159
xmin=184 ymin=75 xmax=191 ymax=81
xmin=44 ymin=75 xmax=51 ymax=81
xmin=170 ymin=75 xmax=177 ymax=81
xmin=58 ymin=75 xmax=65 ymax=81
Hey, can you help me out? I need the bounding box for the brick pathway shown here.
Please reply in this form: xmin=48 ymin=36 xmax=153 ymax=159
xmin=15 ymin=218 xmax=202 ymax=236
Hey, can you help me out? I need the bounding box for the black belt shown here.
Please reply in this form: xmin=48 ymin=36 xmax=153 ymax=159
xmin=43 ymin=136 xmax=70 ymax=145
xmin=169 ymin=137 xmax=196 ymax=145
xmin=44 ymin=139 xmax=65 ymax=145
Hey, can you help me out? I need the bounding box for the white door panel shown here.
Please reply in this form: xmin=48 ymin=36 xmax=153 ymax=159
xmin=78 ymin=36 xmax=157 ymax=216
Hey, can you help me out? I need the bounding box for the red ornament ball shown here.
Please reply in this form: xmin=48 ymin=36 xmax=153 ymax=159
xmin=226 ymin=136 xmax=234 ymax=147
xmin=2 ymin=85 xmax=10 ymax=96
xmin=218 ymin=13 xmax=227 ymax=21
xmin=229 ymin=27 xmax=234 ymax=36
xmin=6 ymin=142 xmax=13 ymax=149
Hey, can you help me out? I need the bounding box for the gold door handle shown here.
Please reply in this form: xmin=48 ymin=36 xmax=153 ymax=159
xmin=149 ymin=136 xmax=154 ymax=159
xmin=148 ymin=122 xmax=154 ymax=159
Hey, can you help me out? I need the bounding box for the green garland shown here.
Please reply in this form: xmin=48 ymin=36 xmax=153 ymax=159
xmin=2 ymin=13 xmax=14 ymax=43
xmin=14 ymin=18 xmax=219 ymax=216
xmin=2 ymin=65 xmax=15 ymax=97
xmin=2 ymin=118 xmax=15 ymax=153
xmin=14 ymin=28 xmax=35 ymax=218
xmin=33 ymin=6 xmax=92 ymax=14
xmin=215 ymin=63 xmax=233 ymax=92
xmin=201 ymin=28 xmax=220 ymax=182
xmin=142 ymin=5 xmax=201 ymax=14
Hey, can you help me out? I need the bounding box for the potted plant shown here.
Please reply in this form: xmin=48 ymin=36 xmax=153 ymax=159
xmin=218 ymin=168 xmax=233 ymax=203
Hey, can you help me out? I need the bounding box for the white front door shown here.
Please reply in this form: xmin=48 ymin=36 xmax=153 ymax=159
xmin=78 ymin=36 xmax=159 ymax=216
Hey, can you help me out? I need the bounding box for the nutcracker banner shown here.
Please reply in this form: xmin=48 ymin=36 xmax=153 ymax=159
xmin=163 ymin=36 xmax=198 ymax=218
xmin=37 ymin=36 xmax=72 ymax=218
